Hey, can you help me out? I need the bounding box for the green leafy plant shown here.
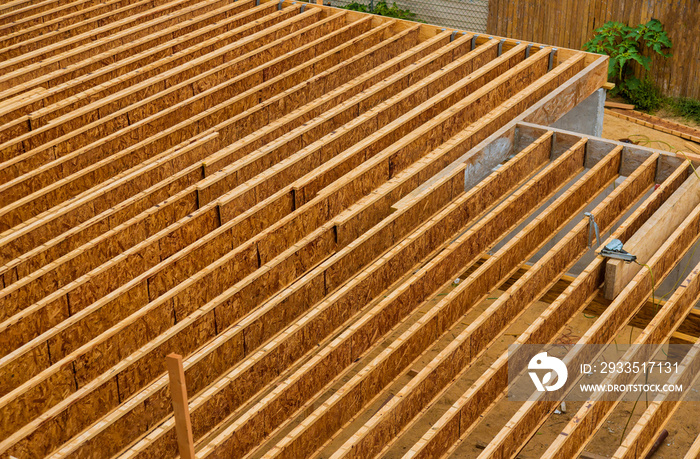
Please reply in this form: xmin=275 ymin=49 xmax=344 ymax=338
xmin=624 ymin=77 xmax=664 ymax=111
xmin=666 ymin=97 xmax=700 ymax=124
xmin=342 ymin=0 xmax=420 ymax=21
xmin=583 ymin=19 xmax=672 ymax=100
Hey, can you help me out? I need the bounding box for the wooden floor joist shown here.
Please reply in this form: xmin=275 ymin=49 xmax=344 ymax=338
xmin=2 ymin=1 xmax=699 ymax=458
xmin=478 ymin=179 xmax=700 ymax=459
xmin=543 ymin=256 xmax=700 ymax=458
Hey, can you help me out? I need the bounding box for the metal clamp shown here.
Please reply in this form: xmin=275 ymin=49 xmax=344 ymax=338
xmin=585 ymin=212 xmax=600 ymax=248
xmin=600 ymin=239 xmax=637 ymax=263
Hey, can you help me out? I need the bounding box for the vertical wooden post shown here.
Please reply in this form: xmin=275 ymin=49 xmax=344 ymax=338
xmin=166 ymin=353 xmax=196 ymax=459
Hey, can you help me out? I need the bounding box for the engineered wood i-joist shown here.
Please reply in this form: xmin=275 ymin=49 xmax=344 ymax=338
xmin=0 ymin=0 xmax=164 ymax=49
xmin=0 ymin=0 xmax=283 ymax=135
xmin=0 ymin=0 xmax=619 ymax=456
xmin=315 ymin=142 xmax=625 ymax=459
xmin=685 ymin=433 xmax=700 ymax=459
xmin=0 ymin=16 xmax=425 ymax=279
xmin=232 ymin=138 xmax=592 ymax=459
xmin=0 ymin=7 xmax=352 ymax=169
xmin=0 ymin=108 xmax=536 ymax=459
xmin=121 ymin=130 xmax=554 ymax=459
xmin=0 ymin=25 xmax=460 ymax=364
xmin=543 ymin=256 xmax=700 ymax=459
xmin=200 ymin=41 xmax=532 ymax=219
xmin=8 ymin=46 xmax=604 ymax=452
xmin=329 ymin=52 xmax=590 ymax=247
xmin=0 ymin=39 xmax=552 ymax=459
xmin=612 ymin=337 xmax=700 ymax=459
xmin=0 ymin=31 xmax=544 ymax=442
xmin=195 ymin=34 xmax=501 ymax=205
xmin=0 ymin=0 xmax=204 ymax=58
xmin=406 ymin=155 xmax=681 ymax=459
xmin=0 ymin=0 xmax=242 ymax=78
xmin=479 ymin=184 xmax=700 ymax=459
xmin=0 ymin=9 xmax=360 ymax=316
xmin=0 ymin=0 xmax=283 ymax=128
xmin=604 ymin=172 xmax=700 ymax=299
xmin=0 ymin=9 xmax=349 ymax=210
xmin=0 ymin=29 xmax=432 ymax=362
xmin=189 ymin=132 xmax=562 ymax=459
xmin=0 ymin=25 xmax=424 ymax=347
xmin=0 ymin=0 xmax=104 ymax=26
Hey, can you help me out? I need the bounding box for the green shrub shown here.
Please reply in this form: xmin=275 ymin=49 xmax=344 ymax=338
xmin=666 ymin=97 xmax=700 ymax=124
xmin=342 ymin=0 xmax=420 ymax=21
xmin=583 ymin=19 xmax=672 ymax=100
xmin=623 ymin=77 xmax=664 ymax=112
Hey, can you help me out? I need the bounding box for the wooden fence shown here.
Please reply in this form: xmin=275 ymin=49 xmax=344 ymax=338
xmin=487 ymin=0 xmax=700 ymax=99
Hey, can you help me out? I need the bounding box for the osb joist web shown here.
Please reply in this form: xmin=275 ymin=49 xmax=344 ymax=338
xmin=0 ymin=0 xmax=699 ymax=457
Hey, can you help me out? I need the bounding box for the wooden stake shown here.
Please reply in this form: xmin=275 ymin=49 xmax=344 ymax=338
xmin=166 ymin=353 xmax=196 ymax=459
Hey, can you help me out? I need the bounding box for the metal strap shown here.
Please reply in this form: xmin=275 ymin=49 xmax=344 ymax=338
xmin=450 ymin=31 xmax=457 ymax=42
xmin=497 ymin=39 xmax=506 ymax=56
xmin=585 ymin=212 xmax=601 ymax=248
xmin=525 ymin=43 xmax=533 ymax=58
xmin=549 ymin=48 xmax=558 ymax=71
xmin=471 ymin=34 xmax=479 ymax=50
xmin=279 ymin=0 xmax=284 ymax=10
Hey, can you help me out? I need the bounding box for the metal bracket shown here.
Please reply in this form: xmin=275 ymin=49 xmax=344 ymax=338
xmin=525 ymin=43 xmax=533 ymax=58
xmin=279 ymin=0 xmax=285 ymax=10
xmin=471 ymin=34 xmax=480 ymax=50
xmin=300 ymin=2 xmax=307 ymax=11
xmin=450 ymin=31 xmax=458 ymax=42
xmin=600 ymin=239 xmax=637 ymax=263
xmin=548 ymin=48 xmax=557 ymax=71
xmin=585 ymin=212 xmax=600 ymax=248
xmin=497 ymin=39 xmax=506 ymax=56
xmin=255 ymin=0 xmax=260 ymax=5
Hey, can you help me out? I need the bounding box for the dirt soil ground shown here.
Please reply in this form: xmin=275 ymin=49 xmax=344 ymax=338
xmin=603 ymin=110 xmax=700 ymax=157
